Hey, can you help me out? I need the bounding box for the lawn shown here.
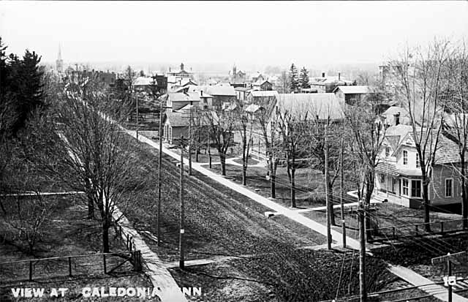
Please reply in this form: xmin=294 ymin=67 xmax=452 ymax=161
xmin=0 ymin=194 xmax=152 ymax=302
xmin=118 ymin=137 xmax=426 ymax=301
xmin=169 ymin=249 xmax=394 ymax=302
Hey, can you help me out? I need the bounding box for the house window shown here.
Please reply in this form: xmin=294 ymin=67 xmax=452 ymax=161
xmin=392 ymin=178 xmax=396 ymax=193
xmin=403 ymin=150 xmax=408 ymax=165
xmin=411 ymin=180 xmax=422 ymax=198
xmin=385 ymin=147 xmax=390 ymax=157
xmin=446 ymin=179 xmax=453 ymax=197
xmin=416 ymin=153 xmax=420 ymax=168
xmin=402 ymin=179 xmax=409 ymax=196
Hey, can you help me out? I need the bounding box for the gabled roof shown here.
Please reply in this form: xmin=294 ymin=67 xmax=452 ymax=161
xmin=181 ymin=78 xmax=197 ymax=87
xmin=384 ymin=135 xmax=401 ymax=151
xmin=165 ymin=111 xmax=188 ymax=127
xmin=250 ymin=91 xmax=279 ymax=98
xmin=333 ymin=86 xmax=370 ymax=94
xmin=276 ymin=93 xmax=344 ymax=120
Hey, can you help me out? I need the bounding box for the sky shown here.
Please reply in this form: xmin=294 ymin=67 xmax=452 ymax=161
xmin=1 ymin=1 xmax=467 ymax=71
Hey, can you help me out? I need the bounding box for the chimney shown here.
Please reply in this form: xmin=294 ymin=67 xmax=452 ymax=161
xmin=322 ymin=72 xmax=325 ymax=78
xmin=394 ymin=113 xmax=400 ymax=126
xmin=338 ymin=73 xmax=341 ymax=81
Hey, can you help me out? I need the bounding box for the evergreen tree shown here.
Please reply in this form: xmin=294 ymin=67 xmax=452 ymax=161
xmin=289 ymin=63 xmax=299 ymax=93
xmin=0 ymin=38 xmax=45 ymax=138
xmin=300 ymin=67 xmax=310 ymax=89
xmin=7 ymin=50 xmax=45 ymax=136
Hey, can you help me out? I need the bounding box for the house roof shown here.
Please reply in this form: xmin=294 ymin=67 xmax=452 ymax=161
xmin=435 ymin=134 xmax=461 ymax=164
xmin=250 ymin=91 xmax=279 ymax=98
xmin=310 ymin=76 xmax=353 ymax=85
xmin=166 ymin=92 xmax=201 ymax=102
xmin=385 ymin=135 xmax=401 ymax=151
xmin=133 ymin=77 xmax=154 ymax=86
xmin=165 ymin=111 xmax=188 ymax=127
xmin=203 ymin=85 xmax=236 ymax=96
xmin=181 ymin=78 xmax=197 ymax=87
xmin=244 ymin=104 xmax=263 ymax=113
xmin=276 ymin=93 xmax=344 ymax=120
xmin=333 ymin=86 xmax=370 ymax=94
xmin=235 ymin=87 xmax=250 ymax=92
xmin=385 ymin=124 xmax=461 ymax=165
xmin=376 ymin=161 xmax=400 ymax=176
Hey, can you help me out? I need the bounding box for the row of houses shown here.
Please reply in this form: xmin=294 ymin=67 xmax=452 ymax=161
xmin=129 ymin=62 xmax=463 ymax=210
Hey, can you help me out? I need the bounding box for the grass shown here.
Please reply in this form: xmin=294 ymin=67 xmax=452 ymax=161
xmin=169 ymin=250 xmax=393 ymax=302
xmin=0 ymin=194 xmax=152 ymax=302
xmin=118 ymin=136 xmax=429 ymax=301
xmin=120 ymin=141 xmax=328 ymax=263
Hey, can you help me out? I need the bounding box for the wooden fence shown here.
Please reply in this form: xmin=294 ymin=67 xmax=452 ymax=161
xmin=368 ymin=218 xmax=468 ymax=243
xmin=0 ymin=251 xmax=141 ymax=284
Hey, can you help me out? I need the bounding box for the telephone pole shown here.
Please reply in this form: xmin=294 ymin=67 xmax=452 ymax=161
xmin=157 ymin=96 xmax=164 ymax=246
xmin=325 ymin=124 xmax=332 ymax=250
xmin=359 ymin=200 xmax=367 ymax=302
xmin=179 ymin=136 xmax=185 ymax=269
xmin=136 ymin=95 xmax=139 ymax=139
xmin=340 ymin=138 xmax=346 ymax=248
xmin=432 ymin=251 xmax=468 ymax=302
xmin=188 ymin=107 xmax=193 ymax=176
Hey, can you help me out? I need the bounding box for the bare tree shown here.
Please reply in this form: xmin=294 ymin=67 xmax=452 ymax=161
xmin=443 ymin=40 xmax=468 ymax=228
xmin=277 ymin=110 xmax=309 ymax=208
xmin=236 ymin=108 xmax=254 ymax=186
xmin=51 ymin=80 xmax=140 ymax=252
xmin=390 ymin=40 xmax=450 ymax=231
xmin=344 ymin=95 xmax=386 ymax=239
xmin=255 ymin=104 xmax=280 ymax=198
xmin=203 ymin=108 xmax=236 ymax=176
xmin=305 ymin=115 xmax=345 ymax=226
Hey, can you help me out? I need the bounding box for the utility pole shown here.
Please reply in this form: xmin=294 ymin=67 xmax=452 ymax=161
xmin=208 ymin=134 xmax=212 ymax=169
xmin=325 ymin=124 xmax=332 ymax=250
xmin=179 ymin=136 xmax=185 ymax=269
xmin=136 ymin=95 xmax=139 ymax=139
xmin=359 ymin=200 xmax=367 ymax=302
xmin=340 ymin=138 xmax=346 ymax=248
xmin=157 ymin=95 xmax=163 ymax=246
xmin=188 ymin=107 xmax=193 ymax=176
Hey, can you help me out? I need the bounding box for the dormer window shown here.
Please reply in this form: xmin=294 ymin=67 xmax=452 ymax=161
xmin=403 ymin=150 xmax=408 ymax=165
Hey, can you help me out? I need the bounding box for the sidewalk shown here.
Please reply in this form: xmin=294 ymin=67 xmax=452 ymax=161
xmin=388 ymin=264 xmax=468 ymax=302
xmin=113 ymin=206 xmax=187 ymax=302
xmin=132 ymin=132 xmax=361 ymax=250
xmin=131 ymin=132 xmax=468 ymax=302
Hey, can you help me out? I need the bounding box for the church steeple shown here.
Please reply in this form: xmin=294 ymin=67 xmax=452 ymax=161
xmin=56 ymin=44 xmax=63 ymax=73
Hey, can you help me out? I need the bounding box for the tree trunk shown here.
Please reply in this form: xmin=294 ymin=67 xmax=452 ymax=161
xmin=269 ymin=155 xmax=276 ymax=198
xmin=291 ymin=168 xmax=296 ymax=208
xmin=87 ymin=196 xmax=95 ymax=219
xmin=220 ymin=152 xmax=226 ymax=176
xmin=103 ymin=220 xmax=110 ymax=253
xmin=422 ymin=174 xmax=431 ymax=232
xmin=328 ymin=182 xmax=336 ymax=226
xmin=242 ymin=164 xmax=247 ymax=186
xmin=271 ymin=174 xmax=276 ymax=199
xmin=84 ymin=179 xmax=95 ymax=219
